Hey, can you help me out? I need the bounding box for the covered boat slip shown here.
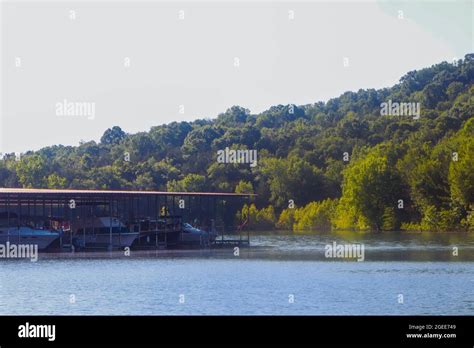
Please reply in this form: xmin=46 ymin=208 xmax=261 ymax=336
xmin=0 ymin=188 xmax=253 ymax=251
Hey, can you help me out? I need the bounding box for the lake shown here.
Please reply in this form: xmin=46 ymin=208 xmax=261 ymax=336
xmin=0 ymin=231 xmax=473 ymax=315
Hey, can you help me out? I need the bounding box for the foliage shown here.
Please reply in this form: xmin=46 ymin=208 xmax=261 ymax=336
xmin=167 ymin=174 xmax=206 ymax=192
xmin=291 ymin=199 xmax=337 ymax=231
xmin=1 ymin=55 xmax=473 ymax=231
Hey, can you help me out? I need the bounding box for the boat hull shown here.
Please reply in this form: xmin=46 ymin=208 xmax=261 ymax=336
xmin=0 ymin=227 xmax=60 ymax=251
xmin=73 ymin=232 xmax=139 ymax=249
xmin=180 ymin=226 xmax=217 ymax=245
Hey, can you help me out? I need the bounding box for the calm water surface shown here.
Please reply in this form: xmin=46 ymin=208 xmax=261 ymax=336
xmin=1 ymin=231 xmax=473 ymax=315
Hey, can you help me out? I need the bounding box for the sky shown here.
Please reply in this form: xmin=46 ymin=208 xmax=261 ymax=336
xmin=0 ymin=0 xmax=472 ymax=153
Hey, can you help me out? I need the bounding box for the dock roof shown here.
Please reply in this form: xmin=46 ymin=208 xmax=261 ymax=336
xmin=0 ymin=188 xmax=255 ymax=197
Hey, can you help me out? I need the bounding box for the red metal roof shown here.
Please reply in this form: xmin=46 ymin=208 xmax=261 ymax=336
xmin=0 ymin=188 xmax=255 ymax=197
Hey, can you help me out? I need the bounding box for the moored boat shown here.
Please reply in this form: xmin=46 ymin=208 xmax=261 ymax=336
xmin=0 ymin=212 xmax=61 ymax=251
xmin=73 ymin=216 xmax=139 ymax=250
xmin=0 ymin=226 xmax=61 ymax=251
xmin=180 ymin=223 xmax=217 ymax=246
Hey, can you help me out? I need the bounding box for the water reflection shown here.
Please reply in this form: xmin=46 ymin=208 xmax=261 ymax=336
xmin=246 ymin=230 xmax=474 ymax=261
xmin=22 ymin=230 xmax=474 ymax=262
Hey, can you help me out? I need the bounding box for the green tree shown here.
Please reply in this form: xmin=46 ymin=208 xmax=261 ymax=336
xmin=335 ymin=145 xmax=403 ymax=230
xmin=449 ymin=119 xmax=474 ymax=208
xmin=100 ymin=126 xmax=126 ymax=145
xmin=256 ymin=205 xmax=276 ymax=229
xmin=15 ymin=155 xmax=47 ymax=188
xmin=292 ymin=199 xmax=337 ymax=231
xmin=277 ymin=208 xmax=295 ymax=230
xmin=46 ymin=173 xmax=67 ymax=189
xmin=235 ymin=180 xmax=254 ymax=194
xmin=259 ymin=156 xmax=328 ymax=209
xmin=167 ymin=174 xmax=206 ymax=192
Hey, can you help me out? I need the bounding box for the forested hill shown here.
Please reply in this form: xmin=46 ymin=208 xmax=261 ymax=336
xmin=1 ymin=54 xmax=473 ymax=231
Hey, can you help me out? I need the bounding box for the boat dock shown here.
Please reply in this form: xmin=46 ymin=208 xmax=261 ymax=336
xmin=0 ymin=188 xmax=254 ymax=251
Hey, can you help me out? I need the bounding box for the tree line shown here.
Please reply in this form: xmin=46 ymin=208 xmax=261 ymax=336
xmin=1 ymin=54 xmax=473 ymax=231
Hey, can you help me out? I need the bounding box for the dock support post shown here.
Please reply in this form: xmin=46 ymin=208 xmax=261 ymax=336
xmin=67 ymin=198 xmax=72 ymax=251
xmin=109 ymin=199 xmax=113 ymax=251
xmin=164 ymin=195 xmax=167 ymax=249
xmin=247 ymin=195 xmax=250 ymax=244
xmin=155 ymin=194 xmax=158 ymax=248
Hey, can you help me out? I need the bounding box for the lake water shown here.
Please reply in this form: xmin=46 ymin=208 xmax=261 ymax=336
xmin=1 ymin=231 xmax=473 ymax=315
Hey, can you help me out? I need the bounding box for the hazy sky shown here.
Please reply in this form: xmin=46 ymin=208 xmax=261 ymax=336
xmin=1 ymin=0 xmax=472 ymax=153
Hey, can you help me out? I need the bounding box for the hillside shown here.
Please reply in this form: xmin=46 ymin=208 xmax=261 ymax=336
xmin=1 ymin=54 xmax=473 ymax=231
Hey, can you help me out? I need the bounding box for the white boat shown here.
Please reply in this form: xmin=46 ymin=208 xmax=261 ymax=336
xmin=0 ymin=226 xmax=60 ymax=251
xmin=180 ymin=223 xmax=217 ymax=245
xmin=74 ymin=217 xmax=139 ymax=249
